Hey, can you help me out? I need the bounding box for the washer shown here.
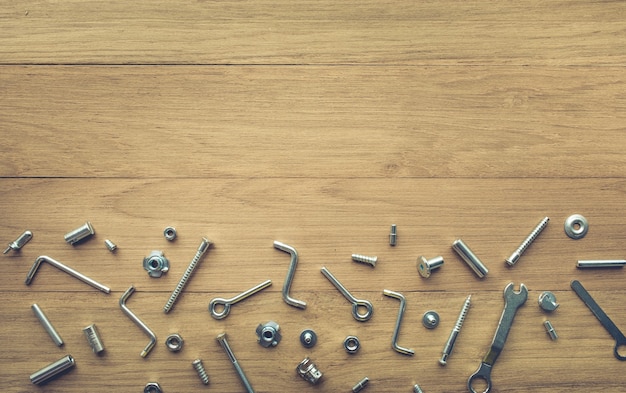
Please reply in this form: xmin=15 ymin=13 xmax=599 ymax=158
xmin=564 ymin=214 xmax=588 ymax=239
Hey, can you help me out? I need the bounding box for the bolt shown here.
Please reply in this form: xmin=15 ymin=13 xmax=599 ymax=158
xmin=506 ymin=217 xmax=549 ymax=266
xmin=440 ymin=295 xmax=471 ymax=366
xmin=216 ymin=332 xmax=254 ymax=393
xmin=352 ymin=377 xmax=370 ymax=392
xmin=352 ymin=254 xmax=377 ymax=267
xmin=4 ymin=230 xmax=33 ymax=254
xmin=192 ymin=359 xmax=210 ymax=385
xmin=538 ymin=291 xmax=559 ymax=312
xmin=389 ymin=224 xmax=397 ymax=246
xmin=417 ymin=256 xmax=444 ymax=278
xmin=163 ymin=238 xmax=211 ymax=313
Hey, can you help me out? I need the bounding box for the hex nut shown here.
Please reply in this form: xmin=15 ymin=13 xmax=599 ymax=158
xmin=143 ymin=250 xmax=170 ymax=278
xmin=344 ymin=335 xmax=360 ymax=354
xmin=165 ymin=333 xmax=184 ymax=352
xmin=256 ymin=321 xmax=281 ymax=348
xmin=163 ymin=226 xmax=177 ymax=241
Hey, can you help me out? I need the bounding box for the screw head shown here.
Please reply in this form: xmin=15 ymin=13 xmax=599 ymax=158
xmin=422 ymin=310 xmax=440 ymax=329
xmin=300 ymin=329 xmax=317 ymax=348
xmin=538 ymin=291 xmax=559 ymax=312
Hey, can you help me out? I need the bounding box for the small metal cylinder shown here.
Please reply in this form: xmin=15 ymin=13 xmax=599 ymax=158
xmin=64 ymin=222 xmax=95 ymax=245
xmin=352 ymin=254 xmax=377 ymax=267
xmin=389 ymin=224 xmax=397 ymax=246
xmin=577 ymin=259 xmax=626 ymax=268
xmin=83 ymin=323 xmax=105 ymax=354
xmin=32 ymin=304 xmax=64 ymax=347
xmin=417 ymin=255 xmax=444 ymax=278
xmin=452 ymin=239 xmax=489 ymax=278
xmin=352 ymin=377 xmax=370 ymax=392
xmin=544 ymin=320 xmax=558 ymax=340
xmin=192 ymin=359 xmax=210 ymax=385
xmin=104 ymin=239 xmax=117 ymax=252
xmin=30 ymin=355 xmax=76 ymax=385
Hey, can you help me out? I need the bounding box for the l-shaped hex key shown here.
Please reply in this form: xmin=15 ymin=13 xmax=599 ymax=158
xmin=120 ymin=285 xmax=157 ymax=358
xmin=273 ymin=241 xmax=306 ymax=309
xmin=25 ymin=255 xmax=110 ymax=293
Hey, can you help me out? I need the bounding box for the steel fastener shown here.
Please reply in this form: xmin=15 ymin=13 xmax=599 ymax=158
xmin=3 ymin=230 xmax=32 ymax=254
xmin=417 ymin=256 xmax=444 ymax=278
xmin=209 ymin=279 xmax=272 ymax=319
xmin=30 ymin=355 xmax=76 ymax=385
xmin=143 ymin=250 xmax=170 ymax=278
xmin=300 ymin=329 xmax=317 ymax=348
xmin=256 ymin=321 xmax=282 ymax=348
xmin=165 ymin=333 xmax=184 ymax=352
xmin=564 ymin=214 xmax=588 ymax=239
xmin=64 ymin=221 xmax=95 ymax=245
xmin=216 ymin=332 xmax=255 ymax=393
xmin=192 ymin=359 xmax=210 ymax=385
xmin=452 ymin=239 xmax=489 ymax=278
xmin=104 ymin=239 xmax=117 ymax=252
xmin=422 ymin=311 xmax=440 ymax=329
xmin=352 ymin=377 xmax=370 ymax=392
xmin=32 ymin=303 xmax=64 ymax=347
xmin=344 ymin=335 xmax=361 ymax=354
xmin=164 ymin=226 xmax=177 ymax=241
xmin=382 ymin=289 xmax=414 ymax=356
xmin=506 ymin=217 xmax=549 ymax=266
xmin=120 ymin=285 xmax=157 ymax=358
xmin=352 ymin=254 xmax=377 ymax=267
xmin=321 ymin=267 xmax=374 ymax=322
xmin=538 ymin=291 xmax=559 ymax=312
xmin=440 ymin=295 xmax=471 ymax=366
xmin=577 ymin=259 xmax=626 ymax=268
xmin=296 ymin=357 xmax=323 ymax=385
xmin=83 ymin=323 xmax=105 ymax=354
xmin=144 ymin=382 xmax=163 ymax=393
xmin=544 ymin=320 xmax=558 ymax=340
xmin=389 ymin=224 xmax=397 ymax=246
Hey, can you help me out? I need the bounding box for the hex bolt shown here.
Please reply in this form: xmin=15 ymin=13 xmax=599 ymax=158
xmin=32 ymin=304 xmax=64 ymax=347
xmin=83 ymin=323 xmax=105 ymax=354
xmin=192 ymin=359 xmax=210 ymax=385
xmin=451 ymin=239 xmax=489 ymax=278
xmin=4 ymin=230 xmax=33 ymax=254
xmin=352 ymin=377 xmax=370 ymax=392
xmin=440 ymin=295 xmax=471 ymax=366
xmin=506 ymin=217 xmax=549 ymax=266
xmin=64 ymin=221 xmax=95 ymax=245
xmin=538 ymin=291 xmax=559 ymax=312
xmin=417 ymin=256 xmax=444 ymax=278
xmin=30 ymin=355 xmax=76 ymax=385
xmin=216 ymin=332 xmax=255 ymax=393
xmin=163 ymin=238 xmax=211 ymax=313
xmin=544 ymin=320 xmax=558 ymax=340
xmin=389 ymin=224 xmax=397 ymax=246
xmin=104 ymin=239 xmax=117 ymax=252
xmin=352 ymin=254 xmax=377 ymax=267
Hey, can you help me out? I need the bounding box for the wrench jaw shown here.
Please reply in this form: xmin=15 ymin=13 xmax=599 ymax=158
xmin=614 ymin=342 xmax=626 ymax=361
xmin=503 ymin=282 xmax=529 ymax=306
xmin=467 ymin=362 xmax=492 ymax=393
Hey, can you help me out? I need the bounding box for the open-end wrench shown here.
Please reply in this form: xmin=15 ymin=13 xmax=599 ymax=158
xmin=468 ymin=282 xmax=528 ymax=393
xmin=571 ymin=280 xmax=626 ymax=361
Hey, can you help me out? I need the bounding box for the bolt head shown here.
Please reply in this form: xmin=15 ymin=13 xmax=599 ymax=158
xmin=422 ymin=311 xmax=440 ymax=329
xmin=418 ymin=256 xmax=432 ymax=278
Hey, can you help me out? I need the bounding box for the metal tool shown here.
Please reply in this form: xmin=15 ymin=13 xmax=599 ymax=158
xmin=120 ymin=285 xmax=157 ymax=358
xmin=538 ymin=291 xmax=559 ymax=312
xmin=30 ymin=355 xmax=75 ymax=385
xmin=452 ymin=239 xmax=489 ymax=278
xmin=440 ymin=295 xmax=471 ymax=365
xmin=321 ymin=267 xmax=373 ymax=322
xmin=216 ymin=332 xmax=255 ymax=393
xmin=296 ymin=357 xmax=323 ymax=385
xmin=352 ymin=254 xmax=377 ymax=267
xmin=382 ymin=289 xmax=414 ymax=356
xmin=352 ymin=377 xmax=370 ymax=392
xmin=4 ymin=230 xmax=32 ymax=253
xmin=571 ymin=280 xmax=626 ymax=360
xmin=564 ymin=214 xmax=588 ymax=239
xmin=26 ymin=255 xmax=111 ymax=293
xmin=274 ymin=241 xmax=307 ymax=309
xmin=83 ymin=323 xmax=105 ymax=354
xmin=164 ymin=237 xmax=211 ymax=313
xmin=577 ymin=259 xmax=626 ymax=268
xmin=418 ymin=256 xmax=444 ymax=278
xmin=209 ymin=279 xmax=272 ymax=319
xmin=64 ymin=221 xmax=95 ymax=245
xmin=467 ymin=282 xmax=528 ymax=393
xmin=544 ymin=320 xmax=558 ymax=340
xmin=192 ymin=359 xmax=210 ymax=385
xmin=413 ymin=385 xmax=424 ymax=393
xmin=389 ymin=224 xmax=397 ymax=246
xmin=32 ymin=304 xmax=64 ymax=347
xmin=506 ymin=216 xmax=549 ymax=266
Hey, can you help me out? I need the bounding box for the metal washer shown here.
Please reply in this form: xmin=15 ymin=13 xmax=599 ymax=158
xmin=564 ymin=214 xmax=588 ymax=239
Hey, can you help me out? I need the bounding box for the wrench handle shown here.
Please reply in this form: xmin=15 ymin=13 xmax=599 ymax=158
xmin=482 ymin=301 xmax=517 ymax=365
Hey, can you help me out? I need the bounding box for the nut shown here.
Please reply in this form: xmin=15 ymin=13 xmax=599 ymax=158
xmin=343 ymin=335 xmax=360 ymax=354
xmin=163 ymin=226 xmax=177 ymax=241
xmin=165 ymin=333 xmax=184 ymax=352
xmin=143 ymin=250 xmax=170 ymax=278
xmin=256 ymin=321 xmax=281 ymax=348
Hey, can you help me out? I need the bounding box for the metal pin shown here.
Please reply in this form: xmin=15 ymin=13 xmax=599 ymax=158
xmin=104 ymin=239 xmax=117 ymax=252
xmin=440 ymin=295 xmax=471 ymax=365
xmin=577 ymin=260 xmax=626 ymax=268
xmin=389 ymin=224 xmax=397 ymax=246
xmin=352 ymin=377 xmax=370 ymax=392
xmin=544 ymin=320 xmax=558 ymax=340
xmin=352 ymin=254 xmax=377 ymax=267
xmin=83 ymin=323 xmax=105 ymax=354
xmin=506 ymin=217 xmax=549 ymax=266
xmin=192 ymin=359 xmax=210 ymax=385
xmin=64 ymin=221 xmax=95 ymax=245
xmin=209 ymin=279 xmax=272 ymax=319
xmin=382 ymin=289 xmax=414 ymax=356
xmin=30 ymin=355 xmax=76 ymax=385
xmin=25 ymin=255 xmax=111 ymax=293
xmin=321 ymin=267 xmax=374 ymax=322
xmin=120 ymin=286 xmax=157 ymax=358
xmin=216 ymin=332 xmax=254 ymax=393
xmin=452 ymin=239 xmax=489 ymax=278
xmin=164 ymin=237 xmax=211 ymax=313
xmin=4 ymin=230 xmax=33 ymax=254
xmin=32 ymin=304 xmax=64 ymax=347
xmin=274 ymin=241 xmax=307 ymax=309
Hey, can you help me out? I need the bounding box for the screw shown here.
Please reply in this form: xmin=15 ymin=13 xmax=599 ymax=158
xmin=352 ymin=377 xmax=370 ymax=392
xmin=4 ymin=230 xmax=33 ymax=254
xmin=352 ymin=254 xmax=377 ymax=267
xmin=417 ymin=256 xmax=444 ymax=278
xmin=389 ymin=224 xmax=397 ymax=246
xmin=163 ymin=238 xmax=211 ymax=313
xmin=544 ymin=320 xmax=558 ymax=340
xmin=192 ymin=359 xmax=210 ymax=385
xmin=216 ymin=332 xmax=254 ymax=393
xmin=413 ymin=385 xmax=424 ymax=393
xmin=538 ymin=291 xmax=559 ymax=312
xmin=440 ymin=295 xmax=471 ymax=366
xmin=300 ymin=329 xmax=317 ymax=348
xmin=422 ymin=311 xmax=440 ymax=329
xmin=506 ymin=217 xmax=549 ymax=266
xmin=104 ymin=239 xmax=117 ymax=252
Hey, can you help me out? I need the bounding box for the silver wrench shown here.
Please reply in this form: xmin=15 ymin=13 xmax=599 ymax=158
xmin=209 ymin=279 xmax=272 ymax=319
xmin=321 ymin=267 xmax=373 ymax=322
xmin=468 ymin=282 xmax=528 ymax=393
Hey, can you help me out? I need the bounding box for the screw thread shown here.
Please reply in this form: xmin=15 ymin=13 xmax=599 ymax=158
xmin=164 ymin=238 xmax=211 ymax=313
xmin=507 ymin=217 xmax=549 ymax=265
xmin=453 ymin=295 xmax=472 ymax=332
xmin=352 ymin=254 xmax=377 ymax=267
xmin=192 ymin=359 xmax=210 ymax=385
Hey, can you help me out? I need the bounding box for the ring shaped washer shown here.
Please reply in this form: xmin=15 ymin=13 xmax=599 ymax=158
xmin=564 ymin=214 xmax=588 ymax=239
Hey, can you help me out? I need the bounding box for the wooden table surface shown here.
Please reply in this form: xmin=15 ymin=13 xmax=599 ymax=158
xmin=2 ymin=1 xmax=626 ymax=392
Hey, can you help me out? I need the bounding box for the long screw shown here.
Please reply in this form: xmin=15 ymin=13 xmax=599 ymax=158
xmin=439 ymin=295 xmax=471 ymax=366
xmin=163 ymin=238 xmax=211 ymax=313
xmin=192 ymin=359 xmax=210 ymax=385
xmin=216 ymin=332 xmax=254 ymax=393
xmin=506 ymin=217 xmax=549 ymax=266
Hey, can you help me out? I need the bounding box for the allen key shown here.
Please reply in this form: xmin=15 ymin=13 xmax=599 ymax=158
xmin=120 ymin=285 xmax=157 ymax=358
xmin=274 ymin=241 xmax=306 ymax=309
xmin=25 ymin=255 xmax=111 ymax=293
xmin=382 ymin=289 xmax=414 ymax=355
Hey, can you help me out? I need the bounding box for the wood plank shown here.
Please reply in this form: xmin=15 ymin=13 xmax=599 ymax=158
xmin=1 ymin=66 xmax=625 ymax=178
xmin=1 ymin=1 xmax=624 ymax=65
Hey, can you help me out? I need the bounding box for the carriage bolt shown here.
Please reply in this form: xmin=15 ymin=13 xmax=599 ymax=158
xmin=32 ymin=304 xmax=64 ymax=347
xmin=64 ymin=221 xmax=95 ymax=245
xmin=4 ymin=230 xmax=32 ymax=253
xmin=506 ymin=217 xmax=549 ymax=266
xmin=30 ymin=355 xmax=75 ymax=385
xmin=452 ymin=239 xmax=488 ymax=278
xmin=440 ymin=295 xmax=471 ymax=365
xmin=216 ymin=332 xmax=254 ymax=393
xmin=418 ymin=256 xmax=444 ymax=278
xmin=164 ymin=237 xmax=211 ymax=313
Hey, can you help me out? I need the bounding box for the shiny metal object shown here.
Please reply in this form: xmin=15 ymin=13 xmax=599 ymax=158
xmin=352 ymin=253 xmax=377 ymax=267
xmin=422 ymin=311 xmax=440 ymax=329
xmin=296 ymin=357 xmax=323 ymax=385
xmin=209 ymin=279 xmax=272 ymax=319
xmin=544 ymin=320 xmax=558 ymax=340
xmin=30 ymin=355 xmax=75 ymax=385
xmin=452 ymin=239 xmax=489 ymax=278
xmin=440 ymin=295 xmax=471 ymax=366
xmin=344 ymin=335 xmax=360 ymax=354
xmin=144 ymin=382 xmax=163 ymax=393
xmin=4 ymin=230 xmax=32 ymax=254
xmin=274 ymin=241 xmax=307 ymax=309
xmin=163 ymin=226 xmax=177 ymax=241
xmin=104 ymin=239 xmax=117 ymax=252
xmin=506 ymin=217 xmax=549 ymax=266
xmin=468 ymin=282 xmax=528 ymax=393
xmin=216 ymin=332 xmax=255 ymax=393
xmin=577 ymin=259 xmax=626 ymax=268
xmin=164 ymin=237 xmax=211 ymax=313
xmin=26 ymin=255 xmax=111 ymax=293
xmin=83 ymin=323 xmax=105 ymax=354
xmin=165 ymin=333 xmax=184 ymax=352
xmin=418 ymin=256 xmax=444 ymax=278
xmin=32 ymin=303 xmax=64 ymax=347
xmin=300 ymin=329 xmax=317 ymax=348
xmin=389 ymin=224 xmax=397 ymax=246
xmin=321 ymin=267 xmax=373 ymax=322
xmin=413 ymin=385 xmax=424 ymax=393
xmin=64 ymin=221 xmax=95 ymax=245
xmin=352 ymin=377 xmax=369 ymax=392
xmin=571 ymin=280 xmax=626 ymax=360
xmin=382 ymin=289 xmax=414 ymax=356
xmin=564 ymin=214 xmax=588 ymax=239
xmin=256 ymin=321 xmax=281 ymax=348
xmin=119 ymin=285 xmax=157 ymax=358
xmin=538 ymin=291 xmax=559 ymax=312
xmin=192 ymin=359 xmax=210 ymax=385
xmin=143 ymin=250 xmax=170 ymax=278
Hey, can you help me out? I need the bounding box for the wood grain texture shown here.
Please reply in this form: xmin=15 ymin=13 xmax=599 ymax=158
xmin=2 ymin=1 xmax=626 ymax=392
